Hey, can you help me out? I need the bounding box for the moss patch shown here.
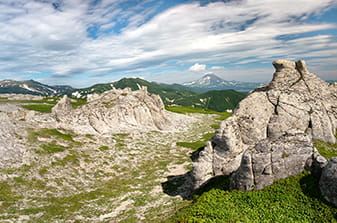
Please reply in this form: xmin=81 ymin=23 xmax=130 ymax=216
xmin=40 ymin=141 xmax=68 ymax=153
xmin=314 ymin=139 xmax=337 ymax=159
xmin=22 ymin=104 xmax=53 ymax=113
xmin=169 ymin=172 xmax=337 ymax=222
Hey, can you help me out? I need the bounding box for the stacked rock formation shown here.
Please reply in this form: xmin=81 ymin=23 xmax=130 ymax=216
xmin=192 ymin=59 xmax=337 ymax=191
xmin=52 ymin=86 xmax=173 ymax=134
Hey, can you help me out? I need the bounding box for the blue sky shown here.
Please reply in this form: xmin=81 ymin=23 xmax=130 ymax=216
xmin=0 ymin=0 xmax=336 ymax=87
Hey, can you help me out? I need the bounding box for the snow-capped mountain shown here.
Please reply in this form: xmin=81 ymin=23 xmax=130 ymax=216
xmin=0 ymin=79 xmax=75 ymax=95
xmin=183 ymin=73 xmax=263 ymax=92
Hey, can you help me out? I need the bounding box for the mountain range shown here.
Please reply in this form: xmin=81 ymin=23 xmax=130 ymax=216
xmin=71 ymin=78 xmax=246 ymax=112
xmin=0 ymin=79 xmax=74 ymax=95
xmin=0 ymin=75 xmax=251 ymax=112
xmin=183 ymin=73 xmax=263 ymax=92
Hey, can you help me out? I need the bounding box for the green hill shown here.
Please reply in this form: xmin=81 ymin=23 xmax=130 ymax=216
xmin=174 ymin=89 xmax=246 ymax=111
xmin=113 ymin=78 xmax=196 ymax=102
xmin=71 ymin=78 xmax=246 ymax=112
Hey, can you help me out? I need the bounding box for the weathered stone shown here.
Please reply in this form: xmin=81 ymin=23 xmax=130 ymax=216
xmin=51 ymin=86 xmax=185 ymax=134
xmin=305 ymin=148 xmax=328 ymax=177
xmin=52 ymin=95 xmax=72 ymax=120
xmin=319 ymin=158 xmax=337 ymax=207
xmin=0 ymin=112 xmax=25 ymax=168
xmin=192 ymin=90 xmax=275 ymax=189
xmin=192 ymin=59 xmax=337 ymax=190
xmin=230 ymin=134 xmax=314 ymax=190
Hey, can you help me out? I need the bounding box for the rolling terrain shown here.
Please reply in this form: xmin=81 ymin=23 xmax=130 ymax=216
xmin=71 ymin=78 xmax=246 ymax=112
xmin=0 ymin=77 xmax=247 ymax=112
xmin=0 ymin=92 xmax=227 ymax=222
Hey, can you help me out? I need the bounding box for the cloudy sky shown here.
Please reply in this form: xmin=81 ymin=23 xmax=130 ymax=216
xmin=0 ymin=0 xmax=336 ymax=87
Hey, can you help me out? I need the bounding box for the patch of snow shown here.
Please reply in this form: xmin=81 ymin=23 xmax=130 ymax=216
xmin=42 ymin=85 xmax=57 ymax=94
xmin=20 ymin=84 xmax=43 ymax=94
xmin=72 ymin=91 xmax=82 ymax=98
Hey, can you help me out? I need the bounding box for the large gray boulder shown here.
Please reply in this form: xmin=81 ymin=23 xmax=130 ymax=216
xmin=230 ymin=134 xmax=315 ymax=190
xmin=319 ymin=158 xmax=337 ymax=207
xmin=192 ymin=59 xmax=337 ymax=190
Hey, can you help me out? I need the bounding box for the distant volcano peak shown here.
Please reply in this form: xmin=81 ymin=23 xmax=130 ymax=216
xmin=183 ymin=73 xmax=262 ymax=91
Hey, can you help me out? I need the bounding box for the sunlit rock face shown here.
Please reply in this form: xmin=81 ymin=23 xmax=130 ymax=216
xmin=192 ymin=59 xmax=337 ymax=190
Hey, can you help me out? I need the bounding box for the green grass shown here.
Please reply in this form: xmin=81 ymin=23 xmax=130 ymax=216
xmin=0 ymin=181 xmax=21 ymax=208
xmin=112 ymin=133 xmax=130 ymax=147
xmin=18 ymin=97 xmax=58 ymax=104
xmin=18 ymin=97 xmax=86 ymax=112
xmin=176 ymin=131 xmax=215 ymax=151
xmin=99 ymin=146 xmax=110 ymax=151
xmin=2 ymin=177 xmax=138 ymax=221
xmin=69 ymin=98 xmax=87 ymax=109
xmin=169 ymin=172 xmax=337 ymax=223
xmin=166 ymin=106 xmax=230 ymax=131
xmin=166 ymin=106 xmax=227 ymax=115
xmin=28 ymin=128 xmax=82 ymax=145
xmin=172 ymin=89 xmax=246 ymax=112
xmin=9 ymin=97 xmax=59 ymax=113
xmin=314 ymin=139 xmax=337 ymax=159
xmin=22 ymin=104 xmax=53 ymax=113
xmin=176 ymin=141 xmax=205 ymax=151
xmin=40 ymin=141 xmax=67 ymax=153
xmin=52 ymin=152 xmax=79 ymax=166
xmin=168 ymin=109 xmax=337 ymax=223
xmin=0 ymin=97 xmax=58 ymax=104
xmin=175 ymin=106 xmax=229 ymax=158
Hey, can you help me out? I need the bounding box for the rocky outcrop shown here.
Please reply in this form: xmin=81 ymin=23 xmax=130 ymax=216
xmin=230 ymin=134 xmax=317 ymax=190
xmin=0 ymin=112 xmax=25 ymax=168
xmin=319 ymin=158 xmax=337 ymax=207
xmin=192 ymin=59 xmax=337 ymax=190
xmin=52 ymin=95 xmax=72 ymax=120
xmin=52 ymin=86 xmax=176 ymax=134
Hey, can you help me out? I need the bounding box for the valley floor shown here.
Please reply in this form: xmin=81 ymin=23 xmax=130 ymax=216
xmin=0 ymin=109 xmax=221 ymax=222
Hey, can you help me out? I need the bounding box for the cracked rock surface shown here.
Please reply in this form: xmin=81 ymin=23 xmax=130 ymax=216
xmin=51 ymin=86 xmax=189 ymax=135
xmin=192 ymin=59 xmax=337 ymax=190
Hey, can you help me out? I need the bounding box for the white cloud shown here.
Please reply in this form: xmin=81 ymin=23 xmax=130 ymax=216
xmin=211 ymin=66 xmax=224 ymax=70
xmin=189 ymin=63 xmax=206 ymax=72
xmin=0 ymin=0 xmax=336 ymax=86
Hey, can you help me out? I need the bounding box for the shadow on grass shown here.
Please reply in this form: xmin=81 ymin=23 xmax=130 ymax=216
xmin=194 ymin=175 xmax=230 ymax=197
xmin=161 ymin=172 xmax=230 ymax=201
xmin=300 ymin=174 xmax=333 ymax=206
xmin=162 ymin=145 xmax=205 ymax=200
xmin=162 ymin=144 xmax=230 ymax=200
xmin=162 ymin=172 xmax=193 ymax=200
